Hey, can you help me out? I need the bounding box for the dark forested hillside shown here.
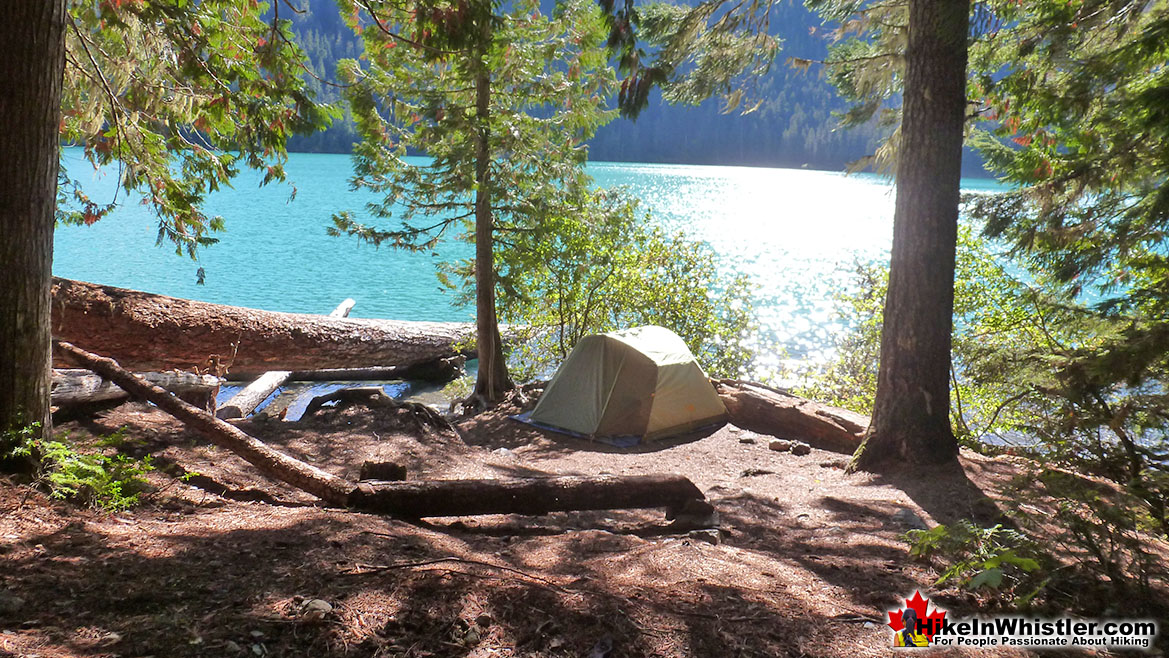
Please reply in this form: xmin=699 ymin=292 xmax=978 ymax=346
xmin=286 ymin=0 xmax=885 ymax=170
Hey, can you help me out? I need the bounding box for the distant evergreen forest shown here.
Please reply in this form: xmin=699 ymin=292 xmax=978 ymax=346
xmin=286 ymin=1 xmax=980 ymax=173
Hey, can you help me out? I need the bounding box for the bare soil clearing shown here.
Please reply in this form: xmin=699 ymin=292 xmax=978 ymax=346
xmin=0 ymin=398 xmax=1162 ymax=657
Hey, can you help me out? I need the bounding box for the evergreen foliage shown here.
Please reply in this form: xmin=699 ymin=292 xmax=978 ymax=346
xmin=58 ymin=0 xmax=336 ymax=255
xmin=329 ymin=0 xmax=623 ymax=398
xmin=277 ymin=0 xmax=887 ymax=168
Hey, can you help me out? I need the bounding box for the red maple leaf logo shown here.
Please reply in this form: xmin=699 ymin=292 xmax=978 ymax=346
xmin=887 ymin=591 xmax=947 ymax=641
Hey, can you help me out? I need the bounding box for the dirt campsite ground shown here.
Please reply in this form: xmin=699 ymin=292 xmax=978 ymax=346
xmin=1 ymin=393 xmax=1166 ymax=658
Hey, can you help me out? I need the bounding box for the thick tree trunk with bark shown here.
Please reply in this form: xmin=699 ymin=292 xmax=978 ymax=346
xmin=716 ymin=380 xmax=867 ymax=454
xmin=850 ymin=0 xmax=969 ymax=471
xmin=51 ymin=278 xmax=477 ymax=374
xmin=470 ymin=57 xmax=512 ymax=404
xmin=0 ymin=1 xmax=66 ymax=454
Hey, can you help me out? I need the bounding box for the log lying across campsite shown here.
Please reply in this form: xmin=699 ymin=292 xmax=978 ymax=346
xmin=50 ymin=278 xmax=476 ymax=374
xmin=52 ymin=368 xmax=222 ymax=410
xmin=716 ymin=379 xmax=869 ymax=454
xmin=350 ymin=474 xmax=704 ymax=518
xmin=56 ymin=340 xmax=709 ymax=521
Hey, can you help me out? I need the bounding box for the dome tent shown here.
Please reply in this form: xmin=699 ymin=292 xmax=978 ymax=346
xmin=528 ymin=325 xmax=727 ymax=441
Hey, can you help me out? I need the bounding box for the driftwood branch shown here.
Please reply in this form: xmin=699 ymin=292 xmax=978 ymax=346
xmin=55 ymin=340 xmax=355 ymax=505
xmin=51 ymin=368 xmax=221 ymax=410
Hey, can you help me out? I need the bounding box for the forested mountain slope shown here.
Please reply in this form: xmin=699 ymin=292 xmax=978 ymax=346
xmin=285 ymin=0 xmax=920 ymax=171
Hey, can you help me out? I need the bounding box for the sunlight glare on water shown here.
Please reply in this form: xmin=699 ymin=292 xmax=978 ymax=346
xmin=54 ymin=149 xmax=1002 ymax=375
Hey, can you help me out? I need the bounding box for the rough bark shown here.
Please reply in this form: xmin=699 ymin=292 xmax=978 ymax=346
xmin=51 ymin=278 xmax=477 ymax=374
xmin=470 ymin=50 xmax=512 ymax=404
xmin=52 ymin=369 xmax=221 ymax=410
xmin=351 ymin=474 xmax=704 ymax=518
xmin=216 ymin=299 xmax=357 ymax=419
xmin=716 ymin=380 xmax=868 ymax=455
xmin=0 ymin=0 xmax=65 ymax=452
xmin=850 ymin=0 xmax=969 ymax=472
xmin=56 ymin=341 xmax=706 ymax=520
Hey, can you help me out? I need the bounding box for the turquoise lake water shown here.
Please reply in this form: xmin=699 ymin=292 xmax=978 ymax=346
xmin=53 ymin=147 xmax=1006 ymax=374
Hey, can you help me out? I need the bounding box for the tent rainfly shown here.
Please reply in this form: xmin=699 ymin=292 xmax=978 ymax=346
xmin=529 ymin=325 xmax=727 ymax=441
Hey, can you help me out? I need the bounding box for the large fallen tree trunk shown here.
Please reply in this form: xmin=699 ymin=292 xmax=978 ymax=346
xmin=55 ymin=340 xmax=708 ymax=520
xmin=715 ymin=379 xmax=869 ymax=455
xmin=51 ymin=278 xmax=476 ymax=374
xmin=52 ymin=368 xmax=221 ymax=410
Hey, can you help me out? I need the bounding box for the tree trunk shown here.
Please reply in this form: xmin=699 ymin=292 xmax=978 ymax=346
xmin=51 ymin=369 xmax=221 ymax=410
xmin=470 ymin=52 xmax=511 ymax=404
xmin=850 ymin=0 xmax=969 ymax=472
xmin=716 ymin=380 xmax=867 ymax=454
xmin=0 ymin=0 xmax=65 ymax=458
xmin=51 ymin=278 xmax=477 ymax=375
xmin=350 ymin=474 xmax=704 ymax=518
xmin=58 ymin=340 xmax=707 ymax=520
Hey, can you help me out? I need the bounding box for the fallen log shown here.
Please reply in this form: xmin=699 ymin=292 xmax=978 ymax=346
xmin=231 ymin=356 xmax=467 ymax=384
xmin=54 ymin=341 xmax=708 ymax=521
xmin=51 ymin=277 xmax=476 ymax=374
xmin=51 ymin=368 xmax=221 ymax=410
xmin=217 ymin=299 xmax=357 ymax=420
xmin=715 ymin=379 xmax=869 ymax=455
xmin=349 ymin=474 xmax=705 ymax=518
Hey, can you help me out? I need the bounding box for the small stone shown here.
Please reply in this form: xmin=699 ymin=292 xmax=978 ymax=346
xmin=738 ymin=437 xmax=756 ymax=444
xmin=492 ymin=447 xmax=513 ymax=457
xmin=464 ymin=627 xmax=481 ymax=645
xmin=224 ymin=640 xmax=243 ymax=653
xmin=863 ymin=621 xmax=876 ymax=629
xmin=892 ymin=508 xmax=928 ymax=530
xmin=475 ymin=613 xmax=493 ymax=627
xmin=790 ymin=441 xmax=812 ymax=456
xmin=300 ymin=599 xmax=333 ymax=622
xmin=688 ymin=529 xmax=721 ymax=545
xmin=768 ymin=439 xmax=792 ymax=452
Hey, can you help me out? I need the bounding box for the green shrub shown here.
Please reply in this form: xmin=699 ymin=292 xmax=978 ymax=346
xmin=6 ymin=425 xmax=154 ymax=512
xmin=906 ymin=520 xmax=1047 ymax=606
